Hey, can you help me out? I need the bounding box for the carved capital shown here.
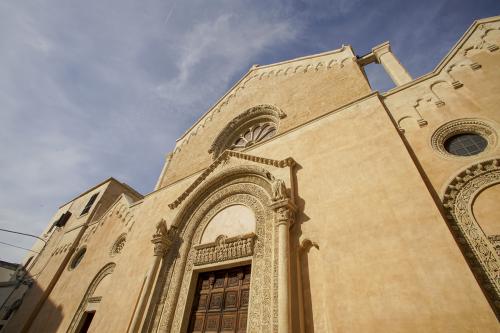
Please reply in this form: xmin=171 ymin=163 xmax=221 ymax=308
xmin=272 ymin=202 xmax=296 ymax=227
xmin=151 ymin=219 xmax=177 ymax=257
xmin=372 ymin=41 xmax=391 ymax=62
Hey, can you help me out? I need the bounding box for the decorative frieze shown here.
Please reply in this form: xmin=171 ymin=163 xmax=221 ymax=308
xmin=193 ymin=233 xmax=256 ymax=266
xmin=168 ymin=151 xmax=295 ymax=209
xmin=443 ymin=158 xmax=500 ymax=312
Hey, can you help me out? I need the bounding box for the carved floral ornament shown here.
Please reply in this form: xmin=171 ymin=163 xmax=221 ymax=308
xmin=208 ymin=105 xmax=286 ymax=159
xmin=151 ymin=219 xmax=177 ymax=257
xmin=151 ymin=165 xmax=296 ymax=332
xmin=193 ymin=233 xmax=256 ymax=266
xmin=110 ymin=233 xmax=126 ymax=257
xmin=431 ymin=118 xmax=497 ymax=158
xmin=442 ymin=158 xmax=500 ymax=309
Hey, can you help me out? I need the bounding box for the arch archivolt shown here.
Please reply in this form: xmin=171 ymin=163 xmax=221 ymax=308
xmin=67 ymin=262 xmax=116 ymax=333
xmin=443 ymin=158 xmax=500 ymax=312
xmin=154 ymin=166 xmax=288 ymax=333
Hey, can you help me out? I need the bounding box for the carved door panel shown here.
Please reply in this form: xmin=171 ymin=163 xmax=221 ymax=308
xmin=188 ymin=265 xmax=251 ymax=333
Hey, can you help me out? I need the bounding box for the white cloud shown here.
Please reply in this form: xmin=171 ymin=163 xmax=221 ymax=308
xmin=0 ymin=1 xmax=298 ymax=263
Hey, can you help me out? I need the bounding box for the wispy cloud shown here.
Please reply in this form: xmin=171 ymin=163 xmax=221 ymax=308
xmin=0 ymin=0 xmax=498 ymax=262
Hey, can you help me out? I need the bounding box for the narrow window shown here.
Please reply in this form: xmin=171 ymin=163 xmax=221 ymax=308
xmin=76 ymin=311 xmax=96 ymax=333
xmin=80 ymin=193 xmax=99 ymax=216
xmin=55 ymin=211 xmax=72 ymax=227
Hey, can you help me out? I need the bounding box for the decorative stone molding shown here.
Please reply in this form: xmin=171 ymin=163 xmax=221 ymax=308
xmin=209 ymin=105 xmax=285 ymax=158
xmin=462 ymin=23 xmax=500 ymax=57
xmin=193 ymin=233 xmax=256 ymax=266
xmin=87 ymin=296 xmax=102 ymax=304
xmin=68 ymin=247 xmax=87 ymax=271
xmin=488 ymin=235 xmax=500 ymax=256
xmin=152 ymin=167 xmax=282 ymax=333
xmin=430 ymin=118 xmax=497 ymax=158
xmin=299 ymin=238 xmax=319 ymax=253
xmin=442 ymin=158 xmax=500 ymax=311
xmin=168 ymin=151 xmax=295 ymax=209
xmin=110 ymin=233 xmax=126 ymax=257
xmin=67 ymin=263 xmax=116 ymax=333
xmin=151 ymin=220 xmax=177 ymax=257
xmin=172 ymin=45 xmax=354 ymax=156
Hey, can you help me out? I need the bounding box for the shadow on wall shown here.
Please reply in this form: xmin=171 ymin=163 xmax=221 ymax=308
xmin=300 ymin=239 xmax=319 ymax=333
xmin=0 ymin=270 xmax=63 ymax=333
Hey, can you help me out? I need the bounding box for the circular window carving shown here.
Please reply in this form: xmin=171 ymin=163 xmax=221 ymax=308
xmin=209 ymin=105 xmax=285 ymax=158
xmin=110 ymin=234 xmax=126 ymax=257
xmin=431 ymin=118 xmax=497 ymax=158
xmin=231 ymin=122 xmax=277 ymax=150
xmin=69 ymin=247 xmax=86 ymax=270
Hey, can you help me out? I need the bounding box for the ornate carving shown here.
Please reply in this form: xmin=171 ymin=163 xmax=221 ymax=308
xmin=462 ymin=23 xmax=500 ymax=57
xmin=153 ymin=171 xmax=279 ymax=333
xmin=275 ymin=206 xmax=292 ymax=226
xmin=430 ymin=118 xmax=497 ymax=158
xmin=67 ymin=263 xmax=115 ymax=333
xmin=152 ymin=220 xmax=177 ymax=257
xmin=173 ymin=45 xmax=352 ymax=156
xmin=109 ymin=233 xmax=126 ymax=257
xmin=442 ymin=158 xmax=500 ymax=311
xmin=209 ymin=105 xmax=285 ymax=158
xmin=488 ymin=235 xmax=500 ymax=257
xmin=168 ymin=152 xmax=295 ymax=209
xmin=272 ymin=179 xmax=288 ymax=202
xmin=193 ymin=233 xmax=256 ymax=266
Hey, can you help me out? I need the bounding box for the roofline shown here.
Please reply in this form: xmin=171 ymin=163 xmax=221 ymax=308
xmin=382 ymin=15 xmax=500 ymax=97
xmin=175 ymin=44 xmax=352 ymax=144
xmin=0 ymin=260 xmax=20 ymax=269
xmin=58 ymin=177 xmax=143 ymax=209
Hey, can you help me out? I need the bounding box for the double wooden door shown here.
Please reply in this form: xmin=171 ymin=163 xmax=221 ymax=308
xmin=188 ymin=265 xmax=251 ymax=333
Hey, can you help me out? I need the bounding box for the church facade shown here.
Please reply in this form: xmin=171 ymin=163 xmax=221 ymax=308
xmin=2 ymin=15 xmax=500 ymax=332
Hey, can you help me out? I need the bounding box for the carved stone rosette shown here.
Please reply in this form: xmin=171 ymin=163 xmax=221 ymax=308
xmin=443 ymin=158 xmax=500 ymax=311
xmin=431 ymin=118 xmax=497 ymax=158
xmin=193 ymin=233 xmax=256 ymax=266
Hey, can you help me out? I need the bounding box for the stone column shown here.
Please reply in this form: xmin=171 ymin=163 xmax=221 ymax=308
xmin=128 ymin=221 xmax=175 ymax=333
xmin=372 ymin=41 xmax=412 ymax=86
xmin=273 ymin=203 xmax=295 ymax=333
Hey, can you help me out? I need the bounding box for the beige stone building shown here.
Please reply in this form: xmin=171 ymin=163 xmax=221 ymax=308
xmin=2 ymin=15 xmax=500 ymax=333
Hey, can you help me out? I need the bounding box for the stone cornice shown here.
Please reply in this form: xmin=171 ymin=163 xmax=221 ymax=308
xmin=172 ymin=45 xmax=355 ymax=155
xmin=383 ymin=15 xmax=500 ymax=97
xmin=168 ymin=150 xmax=295 ymax=209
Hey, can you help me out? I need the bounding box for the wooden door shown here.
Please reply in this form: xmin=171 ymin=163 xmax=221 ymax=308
xmin=188 ymin=265 xmax=251 ymax=333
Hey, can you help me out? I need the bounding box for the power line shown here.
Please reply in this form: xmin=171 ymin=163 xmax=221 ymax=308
xmin=0 ymin=227 xmax=46 ymax=243
xmin=0 ymin=240 xmax=39 ymax=253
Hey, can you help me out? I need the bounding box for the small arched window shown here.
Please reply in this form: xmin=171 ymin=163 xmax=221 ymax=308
xmin=69 ymin=248 xmax=86 ymax=270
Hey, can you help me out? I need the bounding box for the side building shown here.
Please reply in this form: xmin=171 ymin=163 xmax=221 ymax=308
xmin=2 ymin=15 xmax=500 ymax=333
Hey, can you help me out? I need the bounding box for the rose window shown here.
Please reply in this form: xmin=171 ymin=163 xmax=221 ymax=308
xmin=230 ymin=123 xmax=277 ymax=150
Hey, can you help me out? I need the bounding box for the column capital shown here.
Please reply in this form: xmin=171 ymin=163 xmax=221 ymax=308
xmin=151 ymin=219 xmax=177 ymax=257
xmin=372 ymin=41 xmax=391 ymax=63
xmin=271 ymin=200 xmax=297 ymax=227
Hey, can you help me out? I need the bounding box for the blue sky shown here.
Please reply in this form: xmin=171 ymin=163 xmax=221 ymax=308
xmin=1 ymin=1 xmax=499 ymax=263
